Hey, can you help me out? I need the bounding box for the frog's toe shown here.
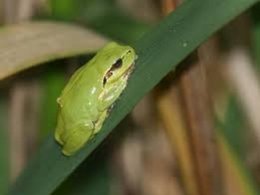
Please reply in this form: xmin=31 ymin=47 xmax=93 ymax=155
xmin=55 ymin=129 xmax=64 ymax=145
xmin=62 ymin=147 xmax=74 ymax=156
xmin=62 ymin=139 xmax=83 ymax=156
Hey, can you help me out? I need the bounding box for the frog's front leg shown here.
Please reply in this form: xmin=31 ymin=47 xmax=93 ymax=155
xmin=93 ymin=110 xmax=108 ymax=134
xmin=62 ymin=120 xmax=94 ymax=156
xmin=55 ymin=114 xmax=65 ymax=145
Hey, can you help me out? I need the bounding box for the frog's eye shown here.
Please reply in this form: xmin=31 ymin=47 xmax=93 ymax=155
xmin=111 ymin=59 xmax=123 ymax=70
xmin=103 ymin=58 xmax=123 ymax=86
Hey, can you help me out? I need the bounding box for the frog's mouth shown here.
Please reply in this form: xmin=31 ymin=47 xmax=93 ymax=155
xmin=123 ymin=63 xmax=135 ymax=78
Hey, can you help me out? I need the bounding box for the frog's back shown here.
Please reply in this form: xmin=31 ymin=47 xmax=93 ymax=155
xmin=58 ymin=63 xmax=103 ymax=124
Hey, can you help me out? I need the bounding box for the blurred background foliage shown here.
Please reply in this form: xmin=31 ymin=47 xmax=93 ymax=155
xmin=1 ymin=0 xmax=260 ymax=195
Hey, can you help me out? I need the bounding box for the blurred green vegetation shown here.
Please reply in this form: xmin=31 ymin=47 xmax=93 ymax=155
xmin=218 ymin=97 xmax=260 ymax=194
xmin=0 ymin=95 xmax=9 ymax=195
xmin=48 ymin=0 xmax=151 ymax=44
xmin=252 ymin=4 xmax=260 ymax=69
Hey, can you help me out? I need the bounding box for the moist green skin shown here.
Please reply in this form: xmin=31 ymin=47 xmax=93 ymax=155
xmin=55 ymin=42 xmax=136 ymax=156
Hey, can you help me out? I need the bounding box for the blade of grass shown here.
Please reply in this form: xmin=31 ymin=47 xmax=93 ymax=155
xmin=222 ymin=97 xmax=247 ymax=157
xmin=0 ymin=21 xmax=108 ymax=80
xmin=54 ymin=145 xmax=110 ymax=195
xmin=9 ymin=0 xmax=259 ymax=194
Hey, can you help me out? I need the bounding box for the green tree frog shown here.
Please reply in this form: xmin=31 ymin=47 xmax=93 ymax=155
xmin=55 ymin=42 xmax=137 ymax=156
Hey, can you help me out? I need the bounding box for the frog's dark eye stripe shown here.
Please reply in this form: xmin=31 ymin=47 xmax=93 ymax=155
xmin=103 ymin=71 xmax=113 ymax=86
xmin=103 ymin=77 xmax=107 ymax=85
xmin=103 ymin=59 xmax=122 ymax=86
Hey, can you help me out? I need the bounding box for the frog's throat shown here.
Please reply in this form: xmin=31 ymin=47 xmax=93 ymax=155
xmin=123 ymin=63 xmax=135 ymax=78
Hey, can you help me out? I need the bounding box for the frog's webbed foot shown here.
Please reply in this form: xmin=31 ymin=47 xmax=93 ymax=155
xmin=62 ymin=128 xmax=94 ymax=156
xmin=60 ymin=120 xmax=94 ymax=156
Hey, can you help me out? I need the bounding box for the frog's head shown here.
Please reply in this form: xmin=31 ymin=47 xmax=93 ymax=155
xmin=95 ymin=42 xmax=137 ymax=86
